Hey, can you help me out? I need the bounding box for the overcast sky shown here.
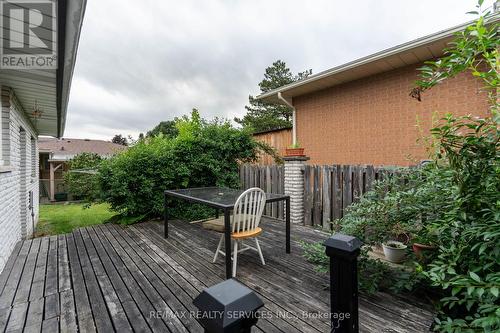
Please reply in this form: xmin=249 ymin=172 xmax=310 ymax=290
xmin=64 ymin=0 xmax=495 ymax=140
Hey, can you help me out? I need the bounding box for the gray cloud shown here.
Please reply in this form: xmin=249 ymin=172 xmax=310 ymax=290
xmin=64 ymin=0 xmax=494 ymax=140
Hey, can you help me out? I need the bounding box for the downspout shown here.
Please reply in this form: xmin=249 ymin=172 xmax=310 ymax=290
xmin=277 ymin=92 xmax=296 ymax=145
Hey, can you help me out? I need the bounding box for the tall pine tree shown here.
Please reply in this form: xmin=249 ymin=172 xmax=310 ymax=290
xmin=235 ymin=60 xmax=311 ymax=132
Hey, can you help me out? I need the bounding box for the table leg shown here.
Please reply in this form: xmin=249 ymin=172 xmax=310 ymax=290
xmin=286 ymin=197 xmax=290 ymax=253
xmin=215 ymin=208 xmax=219 ymax=218
xmin=224 ymin=209 xmax=232 ymax=279
xmin=164 ymin=193 xmax=168 ymax=238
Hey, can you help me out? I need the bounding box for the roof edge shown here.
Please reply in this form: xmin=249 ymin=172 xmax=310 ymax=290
xmin=57 ymin=0 xmax=87 ymax=138
xmin=256 ymin=14 xmax=499 ymax=103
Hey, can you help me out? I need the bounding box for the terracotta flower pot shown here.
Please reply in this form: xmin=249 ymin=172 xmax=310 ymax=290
xmin=285 ymin=148 xmax=305 ymax=157
xmin=412 ymin=243 xmax=437 ymax=260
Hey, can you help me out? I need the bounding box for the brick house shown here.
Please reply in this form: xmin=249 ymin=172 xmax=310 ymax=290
xmin=257 ymin=18 xmax=496 ymax=166
xmin=0 ymin=1 xmax=86 ymax=272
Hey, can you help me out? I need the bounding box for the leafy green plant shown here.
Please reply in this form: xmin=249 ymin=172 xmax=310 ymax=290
xmin=289 ymin=142 xmax=301 ymax=149
xmin=422 ymin=115 xmax=499 ymax=332
xmin=410 ymin=2 xmax=500 ymax=331
xmin=98 ymin=110 xmax=277 ymax=219
xmin=64 ymin=152 xmax=103 ymax=202
xmin=301 ymin=5 xmax=499 ymax=330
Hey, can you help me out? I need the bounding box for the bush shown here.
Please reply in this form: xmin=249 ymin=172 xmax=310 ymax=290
xmin=424 ymin=115 xmax=499 ymax=332
xmin=98 ymin=110 xmax=270 ymax=218
xmin=64 ymin=152 xmax=103 ymax=201
xmin=301 ymin=2 xmax=500 ymax=330
xmin=339 ymin=165 xmax=455 ymax=246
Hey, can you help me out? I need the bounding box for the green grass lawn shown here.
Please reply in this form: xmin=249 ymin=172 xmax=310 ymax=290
xmin=36 ymin=203 xmax=115 ymax=236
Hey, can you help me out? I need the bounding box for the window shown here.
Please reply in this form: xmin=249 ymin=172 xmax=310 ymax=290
xmin=0 ymin=88 xmax=12 ymax=169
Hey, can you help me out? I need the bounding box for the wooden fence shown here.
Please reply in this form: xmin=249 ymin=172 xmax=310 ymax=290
xmin=239 ymin=164 xmax=285 ymax=219
xmin=303 ymin=165 xmax=396 ymax=230
xmin=240 ymin=164 xmax=396 ymax=228
xmin=252 ymin=128 xmax=292 ymax=165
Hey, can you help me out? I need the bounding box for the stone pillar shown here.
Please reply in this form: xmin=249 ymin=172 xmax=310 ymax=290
xmin=283 ymin=156 xmax=309 ymax=224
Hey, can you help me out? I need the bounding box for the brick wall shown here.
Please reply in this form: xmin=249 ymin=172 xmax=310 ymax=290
xmin=293 ymin=63 xmax=490 ymax=166
xmin=0 ymin=87 xmax=39 ymax=272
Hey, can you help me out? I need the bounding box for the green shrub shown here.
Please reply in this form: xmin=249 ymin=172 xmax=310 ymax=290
xmin=424 ymin=115 xmax=500 ymax=332
xmin=98 ymin=110 xmax=269 ymax=218
xmin=300 ymin=3 xmax=500 ymax=330
xmin=64 ymin=152 xmax=103 ymax=201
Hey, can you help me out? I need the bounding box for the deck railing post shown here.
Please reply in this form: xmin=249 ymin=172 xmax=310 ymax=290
xmin=324 ymin=233 xmax=363 ymax=333
xmin=193 ymin=279 xmax=264 ymax=333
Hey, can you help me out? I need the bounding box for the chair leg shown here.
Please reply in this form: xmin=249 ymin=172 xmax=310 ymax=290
xmin=213 ymin=234 xmax=224 ymax=263
xmin=255 ymin=238 xmax=265 ymax=265
xmin=232 ymin=241 xmax=238 ymax=277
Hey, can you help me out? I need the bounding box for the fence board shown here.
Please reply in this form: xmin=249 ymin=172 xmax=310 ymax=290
xmin=303 ymin=165 xmax=313 ymax=226
xmin=240 ymin=163 xmax=397 ymax=228
xmin=352 ymin=166 xmax=363 ymax=203
xmin=321 ymin=165 xmax=331 ymax=231
xmin=265 ymin=166 xmax=271 ymax=216
xmin=342 ymin=165 xmax=352 ymax=214
xmin=271 ymin=166 xmax=279 ymax=218
xmin=312 ymin=166 xmax=322 ymax=227
xmin=365 ymin=165 xmax=375 ymax=192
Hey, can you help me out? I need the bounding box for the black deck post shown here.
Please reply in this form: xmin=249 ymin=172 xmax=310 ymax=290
xmin=285 ymin=196 xmax=290 ymax=253
xmin=324 ymin=233 xmax=362 ymax=333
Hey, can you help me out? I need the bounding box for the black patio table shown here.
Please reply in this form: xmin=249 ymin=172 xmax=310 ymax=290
xmin=164 ymin=187 xmax=290 ymax=279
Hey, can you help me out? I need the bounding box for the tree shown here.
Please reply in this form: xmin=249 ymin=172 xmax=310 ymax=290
xmin=146 ymin=120 xmax=179 ymax=138
xmin=111 ymin=134 xmax=128 ymax=146
xmin=235 ymin=60 xmax=311 ymax=132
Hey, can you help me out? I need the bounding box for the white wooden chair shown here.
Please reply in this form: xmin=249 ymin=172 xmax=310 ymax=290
xmin=203 ymin=188 xmax=267 ymax=277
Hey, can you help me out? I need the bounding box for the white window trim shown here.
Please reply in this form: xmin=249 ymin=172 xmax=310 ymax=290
xmin=0 ymin=88 xmax=12 ymax=172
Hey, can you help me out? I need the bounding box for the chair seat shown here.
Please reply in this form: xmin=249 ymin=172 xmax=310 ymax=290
xmin=231 ymin=227 xmax=262 ymax=239
xmin=202 ymin=217 xmax=262 ymax=239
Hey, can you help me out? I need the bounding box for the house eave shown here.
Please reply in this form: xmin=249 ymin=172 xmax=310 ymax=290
xmin=257 ymin=14 xmax=499 ymax=105
xmin=0 ymin=0 xmax=86 ymax=137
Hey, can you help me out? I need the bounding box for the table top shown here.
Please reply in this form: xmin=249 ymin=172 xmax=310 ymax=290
xmin=165 ymin=187 xmax=289 ymax=209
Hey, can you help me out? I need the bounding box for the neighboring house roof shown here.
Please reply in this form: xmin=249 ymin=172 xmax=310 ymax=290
xmin=39 ymin=137 xmax=127 ymax=161
xmin=257 ymin=14 xmax=499 ymax=105
xmin=0 ymin=0 xmax=87 ymax=137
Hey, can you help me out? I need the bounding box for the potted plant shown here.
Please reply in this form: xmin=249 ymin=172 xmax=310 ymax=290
xmin=285 ymin=142 xmax=305 ymax=157
xmin=382 ymin=240 xmax=407 ymax=263
xmin=411 ymin=228 xmax=437 ymax=260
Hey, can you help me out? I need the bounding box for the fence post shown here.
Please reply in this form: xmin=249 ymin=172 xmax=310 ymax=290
xmin=324 ymin=233 xmax=362 ymax=333
xmin=283 ymin=156 xmax=309 ymax=224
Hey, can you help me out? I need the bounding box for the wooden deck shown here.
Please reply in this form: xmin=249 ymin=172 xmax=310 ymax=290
xmin=0 ymin=218 xmax=434 ymax=332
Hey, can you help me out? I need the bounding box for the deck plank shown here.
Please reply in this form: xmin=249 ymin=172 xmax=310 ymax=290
xmin=93 ymin=225 xmax=171 ymax=333
xmin=103 ymin=225 xmax=190 ymax=333
xmin=0 ymin=218 xmax=435 ymax=332
xmin=44 ymin=236 xmax=58 ymax=297
xmin=13 ymin=238 xmax=41 ymax=305
xmin=66 ymin=233 xmax=96 ymax=333
xmin=78 ymin=228 xmax=133 ymax=332
xmin=73 ymin=229 xmax=115 ymax=332
xmin=29 ymin=238 xmax=49 ymax=302
xmin=0 ymin=242 xmax=23 ymax=294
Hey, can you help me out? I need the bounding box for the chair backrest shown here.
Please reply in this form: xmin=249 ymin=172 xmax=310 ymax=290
xmin=232 ymin=187 xmax=266 ymax=233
